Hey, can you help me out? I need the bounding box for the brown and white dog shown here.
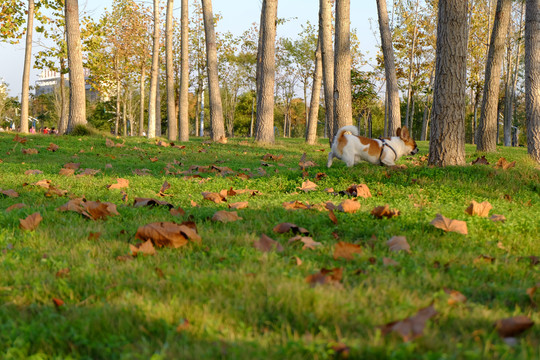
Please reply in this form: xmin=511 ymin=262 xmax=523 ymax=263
xmin=327 ymin=125 xmax=418 ymax=168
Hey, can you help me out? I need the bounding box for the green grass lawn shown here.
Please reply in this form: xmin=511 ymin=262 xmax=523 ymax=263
xmin=0 ymin=132 xmax=538 ymax=359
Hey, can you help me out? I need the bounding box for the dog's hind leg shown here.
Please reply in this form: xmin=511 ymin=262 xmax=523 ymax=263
xmin=327 ymin=151 xmax=335 ymax=168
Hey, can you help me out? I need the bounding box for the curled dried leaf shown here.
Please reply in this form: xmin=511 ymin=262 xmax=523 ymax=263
xmin=288 ymin=235 xmax=321 ymax=250
xmin=273 ymin=223 xmax=309 ymax=235
xmin=135 ymin=221 xmax=201 ymax=248
xmin=337 ymin=199 xmax=361 ymax=213
xmin=380 ymin=304 xmax=438 ymax=342
xmin=387 ymin=236 xmax=411 ymax=253
xmin=254 ymin=234 xmax=283 ymax=253
xmin=305 ymin=268 xmax=343 ymax=287
xmin=465 ymin=200 xmax=492 ymax=217
xmin=430 ymin=214 xmax=468 ymax=235
xmin=19 ymin=212 xmax=42 ymax=231
xmin=495 ymin=316 xmax=534 ymax=338
xmin=212 ymin=210 xmax=243 ymax=222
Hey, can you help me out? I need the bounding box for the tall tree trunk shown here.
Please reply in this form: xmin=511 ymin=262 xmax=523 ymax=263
xmin=179 ymin=0 xmax=189 ymax=141
xmin=255 ymin=0 xmax=278 ymax=144
xmin=376 ymin=0 xmax=401 ymax=136
xmin=156 ymin=70 xmax=162 ymax=137
xmin=147 ymin=0 xmax=160 ymax=139
xmin=254 ymin=3 xmax=265 ymax=135
xmin=405 ymin=0 xmax=420 ymax=129
xmin=199 ymin=87 xmax=205 ymax=136
xmin=20 ymin=0 xmax=34 ymax=133
xmin=333 ymin=0 xmax=353 ymax=133
xmin=420 ymin=68 xmax=434 ymax=141
xmin=65 ymin=0 xmax=87 ymax=132
xmin=306 ymin=38 xmax=322 ymax=145
xmin=476 ymin=0 xmax=512 ymax=152
xmin=122 ymin=96 xmax=127 ymax=136
xmin=525 ymin=0 xmax=540 ymax=163
xmin=250 ymin=95 xmax=255 ymax=137
xmin=115 ymin=76 xmax=121 ymax=135
xmin=201 ymin=0 xmax=226 ymax=141
xmin=139 ymin=65 xmax=146 ymax=136
xmin=319 ymin=0 xmax=334 ymax=143
xmin=428 ymin=0 xmax=469 ymax=166
xmin=58 ymin=58 xmax=68 ymax=134
xmin=166 ymin=0 xmax=177 ymax=141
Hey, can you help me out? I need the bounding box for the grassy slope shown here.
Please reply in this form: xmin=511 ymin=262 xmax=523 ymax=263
xmin=0 ymin=133 xmax=538 ymax=360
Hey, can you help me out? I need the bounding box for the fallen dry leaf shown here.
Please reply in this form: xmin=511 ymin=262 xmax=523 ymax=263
xmin=273 ymin=223 xmax=309 ymax=235
xmin=495 ymin=316 xmax=534 ymax=338
xmin=345 ymin=184 xmax=372 ymax=198
xmin=387 ymin=236 xmax=411 ymax=253
xmin=337 ymin=199 xmax=361 ymax=213
xmin=298 ymin=180 xmax=318 ymax=192
xmin=380 ymin=304 xmax=438 ymax=341
xmin=45 ymin=186 xmax=68 ymax=197
xmin=133 ymin=197 xmax=174 ymax=209
xmin=24 ymin=169 xmax=43 ymax=175
xmin=371 ymin=204 xmax=400 ymax=219
xmin=170 ymin=207 xmax=186 ymax=217
xmin=444 ymin=288 xmax=467 ymax=305
xmin=471 ymin=156 xmax=489 ymax=165
xmin=465 ymin=200 xmax=492 ymax=217
xmin=333 ymin=241 xmax=362 ymax=260
xmin=305 ymin=268 xmax=343 ymax=287
xmin=328 ymin=210 xmax=338 ymax=225
xmin=59 ymin=168 xmax=75 ymax=176
xmin=228 ymin=201 xmax=249 ymax=210
xmin=57 ymin=198 xmax=119 ymax=221
xmin=282 ymin=200 xmax=311 ymax=210
xmin=47 ymin=143 xmax=59 ymax=152
xmin=107 ymin=178 xmax=129 ymax=190
xmin=430 ymin=214 xmax=468 ymax=235
xmin=202 ymin=191 xmax=227 ymax=203
xmin=383 ymin=257 xmax=400 ymax=267
xmin=262 ymin=153 xmax=283 ymax=161
xmin=6 ymin=203 xmax=25 ymax=212
xmin=56 ymin=268 xmax=70 ymax=278
xmin=129 ymin=239 xmax=156 ymax=256
xmin=254 ymin=234 xmax=284 ymax=253
xmin=288 ymin=235 xmax=322 ymax=250
xmin=88 ymin=232 xmax=101 ymax=240
xmin=31 ymin=179 xmax=51 ymax=188
xmin=212 ymin=210 xmax=243 ymax=222
xmin=294 ymin=256 xmax=303 ymax=266
xmin=473 ymin=254 xmax=495 ymax=264
xmin=22 ymin=148 xmax=38 ymax=154
xmin=159 ymin=181 xmax=171 ymax=196
xmin=0 ymin=189 xmax=19 ymax=198
xmin=494 ymin=157 xmax=516 ymax=170
xmin=527 ymin=283 xmax=540 ymax=306
xmin=19 ymin=212 xmax=42 ymax=231
xmin=63 ymin=162 xmax=81 ymax=170
xmin=13 ymin=134 xmax=27 ymax=144
xmin=490 ymin=214 xmax=506 ymax=222
xmin=106 ymin=138 xmax=124 ymax=147
xmin=135 ymin=221 xmax=201 ymax=248
xmin=132 ymin=168 xmax=151 ymax=176
xmin=52 ymin=298 xmax=64 ymax=308
xmin=76 ymin=168 xmax=100 ymax=177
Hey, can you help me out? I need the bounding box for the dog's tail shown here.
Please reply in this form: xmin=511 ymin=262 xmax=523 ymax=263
xmin=334 ymin=125 xmax=358 ymax=142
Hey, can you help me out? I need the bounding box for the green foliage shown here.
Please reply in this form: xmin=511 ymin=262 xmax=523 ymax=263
xmin=68 ymin=124 xmax=96 ymax=136
xmin=0 ymin=134 xmax=538 ymax=359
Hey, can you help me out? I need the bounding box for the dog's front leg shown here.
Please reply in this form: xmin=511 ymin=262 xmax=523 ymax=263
xmin=327 ymin=151 xmax=334 ymax=168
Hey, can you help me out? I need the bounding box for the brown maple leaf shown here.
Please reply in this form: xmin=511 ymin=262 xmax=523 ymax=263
xmin=129 ymin=239 xmax=156 ymax=256
xmin=371 ymin=204 xmax=400 ymax=219
xmin=0 ymin=189 xmax=19 ymax=198
xmin=212 ymin=210 xmax=243 ymax=222
xmin=282 ymin=200 xmax=310 ymax=210
xmin=298 ymin=180 xmax=318 ymax=192
xmin=333 ymin=241 xmax=362 ymax=260
xmin=495 ymin=316 xmax=534 ymax=338
xmin=24 ymin=169 xmax=43 ymax=175
xmin=494 ymin=157 xmax=516 ymax=170
xmin=430 ymin=214 xmax=468 ymax=235
xmin=288 ymin=235 xmax=322 ymax=250
xmin=305 ymin=268 xmax=343 ymax=287
xmin=337 ymin=199 xmax=361 ymax=213
xmin=387 ymin=236 xmax=411 ymax=253
xmin=380 ymin=304 xmax=438 ymax=342
xmin=228 ymin=201 xmax=249 ymax=210
xmin=135 ymin=221 xmax=201 ymax=248
xmin=202 ymin=191 xmax=227 ymax=203
xmin=254 ymin=234 xmax=284 ymax=253
xmin=465 ymin=200 xmax=492 ymax=217
xmin=52 ymin=298 xmax=64 ymax=308
xmin=273 ymin=223 xmax=309 ymax=235
xmin=13 ymin=134 xmax=27 ymax=144
xmin=133 ymin=197 xmax=174 ymax=209
xmin=22 ymin=148 xmax=38 ymax=154
xmin=19 ymin=212 xmax=43 ymax=231
xmin=47 ymin=143 xmax=59 ymax=152
xmin=345 ymin=184 xmax=372 ymax=198
xmin=6 ymin=203 xmax=25 ymax=212
xmin=107 ymin=178 xmax=129 ymax=190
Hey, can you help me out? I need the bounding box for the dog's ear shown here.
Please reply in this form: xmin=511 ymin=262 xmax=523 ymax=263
xmin=400 ymin=126 xmax=410 ymax=140
xmin=396 ymin=128 xmax=401 ymax=137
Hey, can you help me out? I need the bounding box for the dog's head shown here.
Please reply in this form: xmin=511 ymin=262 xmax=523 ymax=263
xmin=396 ymin=127 xmax=418 ymax=155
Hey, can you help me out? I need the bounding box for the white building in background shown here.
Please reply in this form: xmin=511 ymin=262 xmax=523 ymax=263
xmin=35 ymin=69 xmax=98 ymax=101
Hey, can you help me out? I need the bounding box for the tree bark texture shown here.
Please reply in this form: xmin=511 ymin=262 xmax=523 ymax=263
xmin=376 ymin=0 xmax=401 ymax=136
xmin=306 ymin=37 xmax=322 ymax=145
xmin=166 ymin=0 xmax=177 ymax=141
xmin=333 ymin=0 xmax=353 ymax=132
xmin=319 ymin=0 xmax=334 ymax=143
xmin=156 ymin=69 xmax=161 ymax=137
xmin=65 ymin=0 xmax=87 ymax=132
xmin=58 ymin=58 xmax=68 ymax=134
xmin=255 ymin=0 xmax=278 ymax=144
xmin=525 ymin=0 xmax=540 ymax=162
xmin=405 ymin=0 xmax=420 ymax=129
xmin=201 ymin=0 xmax=226 ymax=141
xmin=139 ymin=65 xmax=146 ymax=136
xmin=428 ymin=0 xmax=469 ymax=166
xmin=477 ymin=0 xmax=512 ymax=152
xmin=20 ymin=0 xmax=34 ymax=133
xmin=147 ymin=0 xmax=160 ymax=139
xmin=179 ymin=0 xmax=190 ymax=141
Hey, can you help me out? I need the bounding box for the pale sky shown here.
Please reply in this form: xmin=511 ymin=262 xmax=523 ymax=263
xmin=0 ymin=0 xmax=381 ymax=98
